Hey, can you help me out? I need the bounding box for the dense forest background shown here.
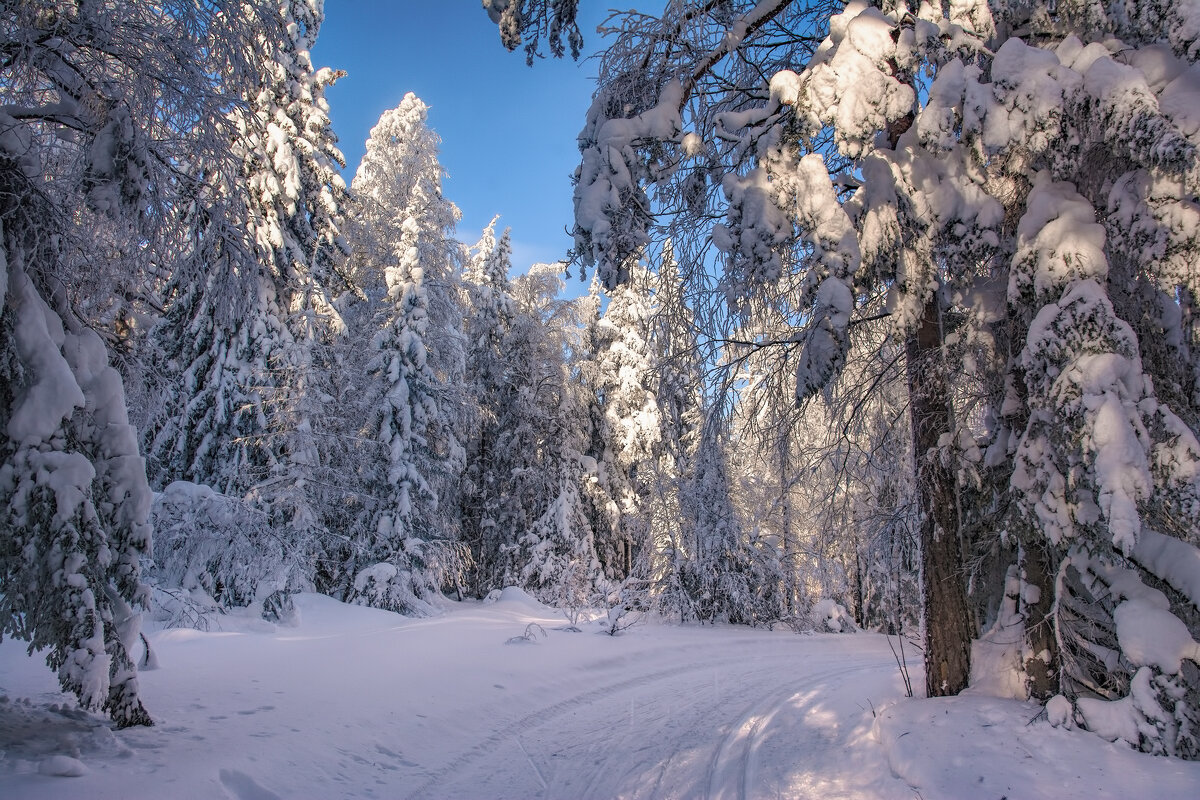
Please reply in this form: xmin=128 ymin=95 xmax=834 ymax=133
xmin=3 ymin=0 xmax=1200 ymax=761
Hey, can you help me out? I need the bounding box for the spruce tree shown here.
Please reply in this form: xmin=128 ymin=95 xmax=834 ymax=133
xmin=341 ymin=94 xmax=469 ymax=612
xmin=142 ymin=0 xmax=350 ymax=610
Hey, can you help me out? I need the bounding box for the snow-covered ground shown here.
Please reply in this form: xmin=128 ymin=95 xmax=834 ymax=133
xmin=3 ymin=590 xmax=1199 ymax=799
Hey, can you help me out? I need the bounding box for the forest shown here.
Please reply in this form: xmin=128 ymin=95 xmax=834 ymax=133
xmin=3 ymin=0 xmax=1200 ymax=769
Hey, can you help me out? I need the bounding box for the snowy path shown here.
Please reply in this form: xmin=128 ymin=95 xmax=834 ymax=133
xmin=3 ymin=590 xmax=1199 ymax=799
xmin=407 ymin=639 xmax=909 ymax=800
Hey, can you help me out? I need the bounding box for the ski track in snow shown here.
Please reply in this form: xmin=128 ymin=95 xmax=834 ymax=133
xmin=703 ymin=663 xmax=877 ymax=800
xmin=413 ymin=649 xmax=903 ymax=800
xmin=406 ymin=654 xmax=754 ymax=799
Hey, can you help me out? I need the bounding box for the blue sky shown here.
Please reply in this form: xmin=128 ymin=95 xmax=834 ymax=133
xmin=311 ymin=2 xmax=610 ymax=278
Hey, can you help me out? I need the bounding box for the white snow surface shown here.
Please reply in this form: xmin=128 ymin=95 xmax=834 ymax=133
xmin=2 ymin=591 xmax=1198 ymax=799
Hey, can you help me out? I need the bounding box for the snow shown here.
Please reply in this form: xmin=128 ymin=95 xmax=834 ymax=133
xmin=808 ymin=597 xmax=857 ymax=632
xmin=37 ymin=755 xmax=89 ymax=778
xmin=968 ymin=569 xmax=1026 ymax=700
xmin=1046 ymin=694 xmax=1074 ymax=727
xmin=6 ymin=264 xmax=85 ymax=443
xmin=880 ymin=693 xmax=1200 ymax=799
xmin=802 ymin=3 xmax=915 ymax=159
xmin=3 ymin=593 xmax=1198 ymax=799
xmin=1009 ymin=178 xmax=1108 ymax=302
xmin=1113 ymin=599 xmax=1200 ymax=675
xmin=1075 ymin=693 xmax=1142 ymax=747
xmin=1133 ymin=529 xmax=1200 ymax=609
xmin=985 ymin=38 xmax=1079 ymax=158
xmin=1160 ymin=64 xmax=1200 ymax=137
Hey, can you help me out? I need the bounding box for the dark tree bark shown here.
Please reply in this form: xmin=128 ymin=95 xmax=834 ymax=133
xmin=1019 ymin=540 xmax=1058 ymax=700
xmin=906 ymin=296 xmax=975 ymax=697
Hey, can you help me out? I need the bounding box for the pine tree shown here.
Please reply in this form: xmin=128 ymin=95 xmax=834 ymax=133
xmin=643 ymin=243 xmax=707 ymax=618
xmin=586 ymin=265 xmax=661 ymax=580
xmin=242 ymin=0 xmax=351 ymax=568
xmin=505 ymin=263 xmax=603 ymax=605
xmin=679 ymin=412 xmax=756 ymax=624
xmin=461 ymin=226 xmax=601 ymax=600
xmin=460 ymin=221 xmax=520 ymax=591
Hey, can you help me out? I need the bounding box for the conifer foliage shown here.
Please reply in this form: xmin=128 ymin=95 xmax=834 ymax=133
xmin=341 ymin=93 xmax=469 ymax=614
xmin=140 ymin=0 xmax=351 ymax=617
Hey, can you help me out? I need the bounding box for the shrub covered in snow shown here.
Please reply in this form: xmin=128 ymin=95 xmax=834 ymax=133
xmin=809 ymin=598 xmax=858 ymax=634
xmin=150 ymin=482 xmax=304 ymax=621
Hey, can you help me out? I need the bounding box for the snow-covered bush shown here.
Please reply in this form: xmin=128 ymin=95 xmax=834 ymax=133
xmin=809 ymin=599 xmax=858 ymax=634
xmin=345 ymin=539 xmax=471 ymax=617
xmin=150 ymin=482 xmax=303 ymax=621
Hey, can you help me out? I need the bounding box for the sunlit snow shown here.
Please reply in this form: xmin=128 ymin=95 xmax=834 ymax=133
xmin=3 ymin=591 xmax=1198 ymax=799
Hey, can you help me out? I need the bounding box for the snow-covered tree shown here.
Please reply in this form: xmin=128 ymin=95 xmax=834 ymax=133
xmin=582 ymin=265 xmax=661 ymax=580
xmin=141 ymin=0 xmax=351 ymax=609
xmin=151 ymin=481 xmax=294 ymax=621
xmin=483 ymin=0 xmax=584 ymax=63
xmin=733 ymin=310 xmax=919 ymax=633
xmin=676 ymin=411 xmax=765 ymax=624
xmin=561 ymin=0 xmax=1200 ymax=753
xmin=460 ymin=226 xmax=602 ymax=600
xmin=506 ymin=263 xmax=604 ymax=605
xmin=339 ymin=94 xmax=469 ymax=613
xmin=562 ymin=0 xmax=1200 ymax=745
xmin=640 ymin=243 xmax=708 ymax=617
xmin=460 ymin=221 xmax=519 ymax=591
xmin=0 ymin=0 xmax=277 ymax=726
xmin=239 ymin=0 xmax=351 ymax=557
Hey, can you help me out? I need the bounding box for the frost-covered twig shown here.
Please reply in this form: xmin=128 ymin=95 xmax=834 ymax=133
xmin=506 ymin=623 xmax=548 ymax=645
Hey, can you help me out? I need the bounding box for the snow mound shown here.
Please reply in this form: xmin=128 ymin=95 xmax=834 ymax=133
xmin=875 ymin=694 xmax=1200 ymax=798
xmin=809 ymin=598 xmax=857 ymax=632
xmin=288 ymin=592 xmax=411 ymax=632
xmin=484 ymin=586 xmax=557 ymax=615
xmin=38 ymin=755 xmax=88 ymax=777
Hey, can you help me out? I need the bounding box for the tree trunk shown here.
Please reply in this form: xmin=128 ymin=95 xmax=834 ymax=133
xmin=778 ymin=428 xmax=799 ymax=618
xmin=853 ymin=550 xmax=866 ymax=627
xmin=1005 ymin=306 xmax=1062 ymax=700
xmin=1019 ymin=540 xmax=1058 ymax=700
xmin=906 ymin=295 xmax=975 ymax=697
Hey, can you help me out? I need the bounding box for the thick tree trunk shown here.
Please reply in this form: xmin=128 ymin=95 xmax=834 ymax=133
xmin=906 ymin=295 xmax=975 ymax=697
xmin=1004 ymin=303 xmax=1062 ymax=700
xmin=1019 ymin=540 xmax=1058 ymax=700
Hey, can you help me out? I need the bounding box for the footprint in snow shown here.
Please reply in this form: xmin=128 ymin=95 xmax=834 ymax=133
xmin=236 ymin=705 xmax=276 ymax=716
xmin=374 ymin=743 xmax=418 ymax=768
